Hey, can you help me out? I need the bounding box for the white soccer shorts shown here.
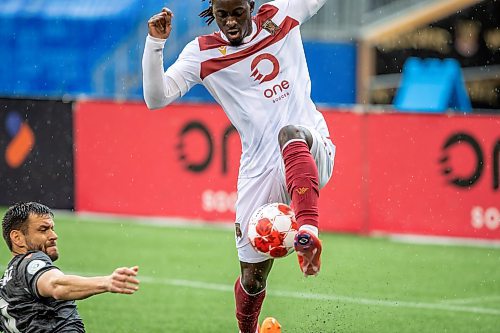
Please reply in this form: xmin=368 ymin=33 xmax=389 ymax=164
xmin=235 ymin=126 xmax=336 ymax=263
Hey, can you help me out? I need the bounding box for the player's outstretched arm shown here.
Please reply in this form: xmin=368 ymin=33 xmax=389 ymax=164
xmin=36 ymin=266 xmax=140 ymax=301
xmin=142 ymin=7 xmax=185 ymax=110
xmin=287 ymin=0 xmax=329 ymax=24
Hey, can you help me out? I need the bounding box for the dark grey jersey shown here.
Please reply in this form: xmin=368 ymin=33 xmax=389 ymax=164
xmin=0 ymin=251 xmax=85 ymax=333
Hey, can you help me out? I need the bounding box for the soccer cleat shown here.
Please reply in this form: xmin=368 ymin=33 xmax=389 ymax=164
xmin=260 ymin=317 xmax=281 ymax=333
xmin=294 ymin=229 xmax=322 ymax=276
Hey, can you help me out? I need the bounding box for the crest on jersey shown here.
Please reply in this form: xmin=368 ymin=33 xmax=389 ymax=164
xmin=263 ymin=19 xmax=280 ymax=36
xmin=27 ymin=260 xmax=46 ymax=275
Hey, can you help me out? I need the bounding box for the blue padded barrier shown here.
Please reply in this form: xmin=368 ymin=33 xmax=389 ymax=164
xmin=393 ymin=57 xmax=472 ymax=113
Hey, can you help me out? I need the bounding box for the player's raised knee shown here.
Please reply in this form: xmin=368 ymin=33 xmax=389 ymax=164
xmin=278 ymin=125 xmax=312 ymax=149
xmin=278 ymin=125 xmax=301 ymax=145
xmin=240 ymin=275 xmax=266 ymax=294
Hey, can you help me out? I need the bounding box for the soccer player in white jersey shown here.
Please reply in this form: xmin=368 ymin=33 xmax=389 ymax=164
xmin=142 ymin=0 xmax=335 ymax=332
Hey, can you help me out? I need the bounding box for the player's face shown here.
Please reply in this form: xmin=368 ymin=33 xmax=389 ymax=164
xmin=24 ymin=214 xmax=59 ymax=261
xmin=212 ymin=0 xmax=254 ymax=45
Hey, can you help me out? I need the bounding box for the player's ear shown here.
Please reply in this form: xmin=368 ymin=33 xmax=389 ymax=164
xmin=10 ymin=230 xmax=27 ymax=249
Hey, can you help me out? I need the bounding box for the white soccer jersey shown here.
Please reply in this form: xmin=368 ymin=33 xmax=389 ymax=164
xmin=143 ymin=0 xmax=330 ymax=179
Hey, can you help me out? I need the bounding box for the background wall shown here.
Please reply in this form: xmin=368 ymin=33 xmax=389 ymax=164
xmin=74 ymin=101 xmax=500 ymax=239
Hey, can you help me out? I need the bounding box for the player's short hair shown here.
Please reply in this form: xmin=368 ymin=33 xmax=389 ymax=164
xmin=2 ymin=202 xmax=53 ymax=251
xmin=199 ymin=0 xmax=253 ymax=25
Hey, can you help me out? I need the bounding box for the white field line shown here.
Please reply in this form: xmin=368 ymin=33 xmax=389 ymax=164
xmin=127 ymin=275 xmax=500 ymax=316
xmin=70 ymin=210 xmax=500 ymax=249
xmin=383 ymin=233 xmax=500 ymax=248
xmin=440 ymin=295 xmax=500 ymax=305
xmin=69 ymin=211 xmax=500 ymax=249
xmin=65 ymin=210 xmax=234 ymax=230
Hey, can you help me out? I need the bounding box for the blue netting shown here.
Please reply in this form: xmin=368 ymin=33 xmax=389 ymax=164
xmin=0 ymin=0 xmax=355 ymax=105
xmin=0 ymin=0 xmax=209 ymax=99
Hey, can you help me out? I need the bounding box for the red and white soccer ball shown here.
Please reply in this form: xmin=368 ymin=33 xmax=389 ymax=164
xmin=248 ymin=203 xmax=298 ymax=259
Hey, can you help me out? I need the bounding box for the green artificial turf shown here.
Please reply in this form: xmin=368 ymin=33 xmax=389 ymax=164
xmin=0 ymin=211 xmax=498 ymax=332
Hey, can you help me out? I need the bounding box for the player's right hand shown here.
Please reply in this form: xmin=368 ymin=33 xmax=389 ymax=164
xmin=148 ymin=8 xmax=174 ymax=40
xmin=108 ymin=266 xmax=140 ymax=294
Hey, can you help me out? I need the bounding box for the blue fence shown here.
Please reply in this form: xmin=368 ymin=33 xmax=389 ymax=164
xmin=0 ymin=0 xmax=356 ymax=105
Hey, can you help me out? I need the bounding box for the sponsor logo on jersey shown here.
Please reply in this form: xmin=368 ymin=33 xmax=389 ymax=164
xmin=251 ymin=53 xmax=280 ymax=84
xmin=250 ymin=53 xmax=292 ymax=103
xmin=1 ymin=267 xmax=14 ymax=287
xmin=27 ymin=260 xmax=46 ymax=275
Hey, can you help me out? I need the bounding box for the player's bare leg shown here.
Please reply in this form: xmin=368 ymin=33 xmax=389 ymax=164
xmin=279 ymin=125 xmax=322 ymax=276
xmin=235 ymin=260 xmax=274 ymax=333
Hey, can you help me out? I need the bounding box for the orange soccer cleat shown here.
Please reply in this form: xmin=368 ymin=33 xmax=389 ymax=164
xmin=294 ymin=229 xmax=322 ymax=276
xmin=260 ymin=317 xmax=282 ymax=333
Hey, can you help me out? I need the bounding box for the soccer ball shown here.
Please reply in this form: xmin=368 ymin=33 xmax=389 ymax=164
xmin=248 ymin=203 xmax=298 ymax=259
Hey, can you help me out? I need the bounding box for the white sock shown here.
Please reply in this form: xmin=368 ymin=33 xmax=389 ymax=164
xmin=299 ymin=224 xmax=319 ymax=237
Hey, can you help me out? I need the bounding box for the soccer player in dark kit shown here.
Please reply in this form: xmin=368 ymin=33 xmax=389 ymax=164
xmin=0 ymin=202 xmax=140 ymax=332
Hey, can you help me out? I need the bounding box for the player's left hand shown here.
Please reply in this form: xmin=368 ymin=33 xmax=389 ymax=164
xmin=108 ymin=266 xmax=140 ymax=294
